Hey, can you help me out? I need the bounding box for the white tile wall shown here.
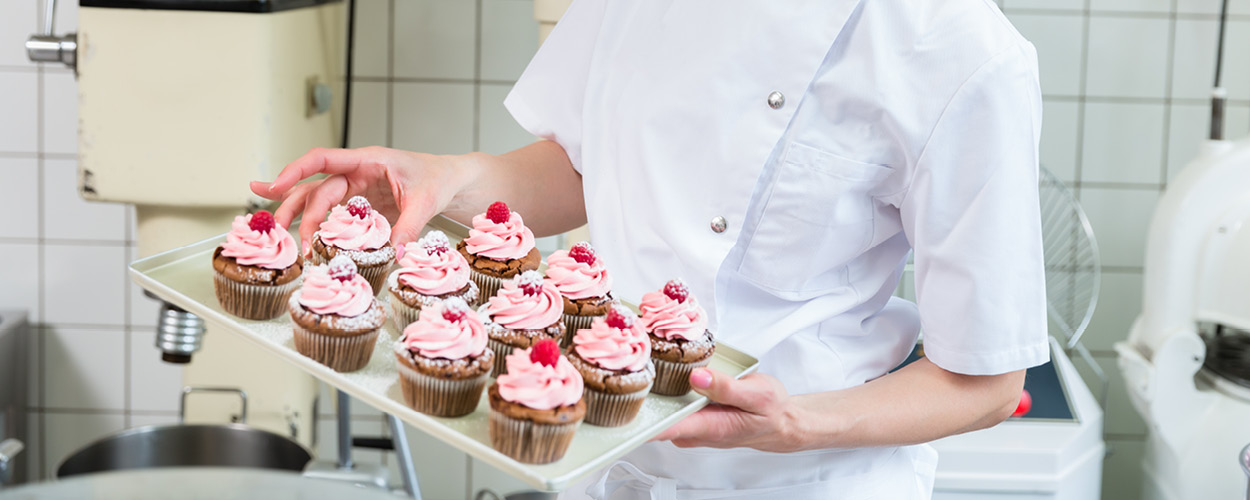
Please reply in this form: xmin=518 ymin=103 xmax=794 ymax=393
xmin=1085 ymin=17 xmax=1171 ymax=99
xmin=41 ymin=244 xmax=127 ymax=325
xmin=43 ymin=327 xmax=127 ymax=410
xmin=1079 ymin=187 xmax=1160 ymax=268
xmin=480 ymin=0 xmax=540 ymax=82
xmin=0 ymin=0 xmax=36 ymax=68
xmin=1167 ymin=102 xmax=1250 ymax=180
xmin=0 ymin=72 xmax=38 ymax=152
xmin=127 ymin=330 xmax=184 ymax=412
xmin=392 ymin=82 xmax=477 ymax=154
xmin=0 ymin=243 xmax=40 ymax=320
xmin=393 ymin=0 xmax=478 ymax=80
xmin=1040 ymin=100 xmax=1081 ymax=182
xmin=41 ymin=70 xmax=77 ymax=155
xmin=42 ymin=159 xmax=127 ymax=241
xmin=0 ymin=158 xmax=39 ymax=239
xmin=1080 ymin=102 xmax=1166 ymax=184
xmin=42 ymin=412 xmax=125 ymax=475
xmin=1009 ymin=14 xmax=1085 ymax=96
xmin=1171 ymin=20 xmax=1250 ymax=101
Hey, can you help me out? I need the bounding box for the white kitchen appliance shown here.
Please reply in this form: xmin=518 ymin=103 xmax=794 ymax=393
xmin=1113 ymin=1 xmax=1250 ymax=497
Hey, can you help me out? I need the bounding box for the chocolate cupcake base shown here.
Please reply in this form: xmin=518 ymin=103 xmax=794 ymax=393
xmin=292 ymin=325 xmax=380 ymax=372
xmin=213 ymin=271 xmax=301 ymax=320
xmin=396 ymin=358 xmax=491 ymax=417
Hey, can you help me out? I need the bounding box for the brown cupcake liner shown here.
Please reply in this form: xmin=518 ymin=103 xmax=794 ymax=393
xmin=291 ymin=324 xmax=380 ymax=372
xmin=583 ymin=383 xmax=651 ymax=427
xmin=213 ymin=271 xmax=301 ymax=320
xmin=388 ymin=294 xmax=423 ymax=333
xmin=396 ymin=358 xmax=490 ymax=417
xmin=650 ymin=356 xmax=713 ymax=396
xmin=309 ymin=249 xmax=390 ymax=294
xmin=468 ymin=269 xmax=503 ymax=303
xmin=561 ymin=313 xmax=602 ymax=347
xmin=487 ymin=338 xmax=515 ymax=377
xmin=488 ymin=410 xmax=580 ymax=464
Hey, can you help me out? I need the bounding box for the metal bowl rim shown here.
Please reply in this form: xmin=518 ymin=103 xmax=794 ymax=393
xmin=56 ymin=423 xmax=312 ymax=478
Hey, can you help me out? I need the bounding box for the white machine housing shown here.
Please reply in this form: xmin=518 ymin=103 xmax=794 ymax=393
xmin=1116 ymin=137 xmax=1250 ymax=499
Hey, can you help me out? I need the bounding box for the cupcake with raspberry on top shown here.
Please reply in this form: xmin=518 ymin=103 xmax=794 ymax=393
xmin=310 ymin=196 xmax=395 ymax=293
xmin=488 ymin=338 xmax=585 ymax=464
xmin=544 ymin=242 xmax=614 ymax=344
xmin=456 ymin=201 xmax=541 ymax=299
xmin=639 ymin=279 xmax=715 ymax=396
xmin=289 ymin=255 xmax=387 ymax=372
xmin=394 ymin=297 xmax=494 ymax=417
xmin=568 ymin=305 xmax=653 ymax=426
xmin=387 ymin=230 xmax=479 ymax=331
xmin=481 ymin=270 xmax=565 ymax=376
xmin=212 ymin=210 xmax=303 ymax=320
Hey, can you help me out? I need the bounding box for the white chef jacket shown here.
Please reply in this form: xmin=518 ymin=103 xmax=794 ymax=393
xmin=505 ymin=0 xmax=1049 ymax=498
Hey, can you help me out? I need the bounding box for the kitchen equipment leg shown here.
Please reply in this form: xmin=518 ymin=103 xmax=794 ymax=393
xmin=336 ymin=390 xmax=352 ymax=470
xmin=387 ymin=413 xmax=422 ymax=500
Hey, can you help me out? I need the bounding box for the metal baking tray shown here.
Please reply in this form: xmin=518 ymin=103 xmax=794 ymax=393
xmin=128 ymin=216 xmax=760 ymax=491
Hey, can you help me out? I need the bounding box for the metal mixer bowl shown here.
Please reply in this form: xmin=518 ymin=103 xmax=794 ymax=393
xmin=56 ymin=424 xmax=311 ymax=478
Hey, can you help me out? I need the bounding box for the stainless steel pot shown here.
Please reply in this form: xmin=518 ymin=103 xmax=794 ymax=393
xmin=57 ymin=388 xmax=311 ymax=478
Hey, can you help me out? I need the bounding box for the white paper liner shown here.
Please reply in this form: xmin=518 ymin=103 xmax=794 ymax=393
xmin=650 ymin=355 xmax=713 ymax=396
xmin=583 ymin=382 xmax=652 ymax=427
xmin=488 ymin=410 xmax=580 ymax=464
xmin=291 ymin=324 xmax=380 ymax=372
xmin=213 ymin=271 xmax=301 ymax=320
xmin=396 ymin=361 xmax=490 ymax=417
xmin=468 ymin=269 xmax=504 ymax=304
xmin=561 ymin=313 xmax=601 ymax=347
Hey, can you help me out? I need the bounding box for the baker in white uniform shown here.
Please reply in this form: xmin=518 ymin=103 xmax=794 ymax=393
xmin=254 ymin=0 xmax=1048 ymax=497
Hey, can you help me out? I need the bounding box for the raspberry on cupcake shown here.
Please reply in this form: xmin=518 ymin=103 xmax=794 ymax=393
xmin=544 ymin=241 xmax=615 ymax=345
xmin=394 ymin=297 xmax=494 ymax=417
xmin=488 ymin=338 xmax=585 ymax=464
xmin=456 ymin=201 xmax=541 ymax=299
xmin=567 ymin=305 xmax=654 ymax=426
xmin=639 ymin=279 xmax=715 ymax=396
xmin=212 ymin=210 xmax=303 ymax=320
xmin=289 ymin=255 xmax=387 ymax=372
xmin=481 ymin=270 xmax=565 ymax=376
xmin=387 ymin=230 xmax=480 ymax=331
xmin=310 ymin=196 xmax=396 ymax=293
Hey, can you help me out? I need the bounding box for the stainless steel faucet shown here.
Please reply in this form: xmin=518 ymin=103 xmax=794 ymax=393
xmin=25 ymin=0 xmax=77 ymax=70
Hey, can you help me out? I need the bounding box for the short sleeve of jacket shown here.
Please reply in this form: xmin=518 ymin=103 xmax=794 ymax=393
xmin=901 ymin=42 xmax=1050 ymax=376
xmin=503 ymin=0 xmax=606 ymax=174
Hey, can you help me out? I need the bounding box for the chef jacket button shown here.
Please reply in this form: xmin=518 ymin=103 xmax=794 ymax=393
xmin=710 ymin=216 xmax=728 ymax=233
xmin=767 ymin=91 xmax=785 ymax=109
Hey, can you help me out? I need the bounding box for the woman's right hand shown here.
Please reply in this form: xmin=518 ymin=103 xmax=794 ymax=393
xmin=249 ymin=146 xmax=479 ymax=254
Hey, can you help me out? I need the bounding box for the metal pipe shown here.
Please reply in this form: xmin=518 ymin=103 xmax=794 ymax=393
xmin=41 ymin=0 xmax=56 ymax=36
xmin=336 ymin=390 xmax=353 ymax=470
xmin=386 ymin=414 xmax=422 ymax=500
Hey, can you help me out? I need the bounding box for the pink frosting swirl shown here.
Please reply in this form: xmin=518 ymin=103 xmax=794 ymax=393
xmin=395 ymin=242 xmax=470 ymax=296
xmin=497 ymin=348 xmax=584 ymax=410
xmin=485 ymin=273 xmax=563 ymax=330
xmin=297 ymin=266 xmax=374 ymax=317
xmin=318 ymin=204 xmax=391 ymax=251
xmin=639 ymin=291 xmax=708 ymax=342
xmin=463 ymin=212 xmax=535 ymax=261
xmin=220 ymin=214 xmax=298 ymax=269
xmin=399 ymin=300 xmax=487 ymax=360
xmin=544 ymin=249 xmax=612 ymax=300
xmin=573 ymin=317 xmax=650 ymax=372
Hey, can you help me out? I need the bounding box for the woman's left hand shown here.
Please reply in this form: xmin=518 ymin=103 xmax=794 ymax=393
xmin=650 ymin=368 xmax=805 ymax=453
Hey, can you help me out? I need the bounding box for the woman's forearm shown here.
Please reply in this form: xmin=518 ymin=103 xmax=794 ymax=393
xmin=788 ymin=357 xmax=1024 ymax=450
xmin=443 ymin=140 xmax=586 ymax=237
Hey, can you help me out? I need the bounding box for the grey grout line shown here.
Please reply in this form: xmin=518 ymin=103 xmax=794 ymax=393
xmin=1044 ymin=94 xmax=1250 ymax=105
xmin=1158 ymin=0 xmax=1178 ymax=187
xmin=1006 ymin=7 xmax=1250 ymax=19
xmin=31 ymin=322 xmax=128 ymax=331
xmin=354 ymin=75 xmax=517 ymax=86
xmin=473 ymin=0 xmax=484 ymax=152
xmin=1072 ymin=0 xmax=1092 ymax=194
xmin=0 ymin=237 xmax=131 ymax=246
xmin=386 ymin=0 xmax=396 ymax=149
xmin=35 ymin=51 xmax=49 ymax=473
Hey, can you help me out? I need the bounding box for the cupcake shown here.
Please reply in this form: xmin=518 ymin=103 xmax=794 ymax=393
xmin=212 ymin=211 xmax=303 ymax=320
xmin=567 ymin=305 xmax=654 ymax=427
xmin=488 ymin=339 xmax=585 ymax=464
xmin=387 ymin=230 xmax=479 ymax=331
xmin=289 ymin=255 xmax=387 ymax=372
xmin=456 ymin=201 xmax=541 ymax=299
xmin=310 ymin=196 xmax=396 ymax=293
xmin=639 ymin=279 xmax=715 ymax=396
xmin=393 ymin=297 xmax=494 ymax=417
xmin=481 ymin=270 xmax=565 ymax=376
xmin=544 ymin=242 xmax=615 ymax=344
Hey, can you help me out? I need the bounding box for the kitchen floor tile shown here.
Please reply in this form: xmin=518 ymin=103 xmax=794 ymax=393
xmin=42 ymin=412 xmax=125 ymax=476
xmin=393 ymin=0 xmax=478 ymax=80
xmin=1171 ymin=20 xmax=1250 ymax=101
xmin=0 ymin=243 xmax=40 ymax=321
xmin=41 ymin=244 xmax=127 ymax=326
xmin=1079 ymin=187 xmax=1161 ymax=268
xmin=127 ymin=329 xmax=184 ymax=412
xmin=478 ymin=83 xmax=534 ymax=155
xmin=1041 ymin=100 xmax=1080 ymax=183
xmin=391 ymin=82 xmax=475 ymax=155
xmin=42 ymin=159 xmax=127 ymax=242
xmin=1080 ymin=102 xmax=1166 ymax=185
xmin=1009 ymin=14 xmax=1084 ymax=97
xmin=43 ymin=327 xmax=126 ymax=410
xmin=0 ymin=72 xmax=38 ymax=153
xmin=42 ymin=71 xmax=76 ymax=155
xmin=0 ymin=1 xmax=36 ymax=68
xmin=1085 ymin=17 xmax=1171 ymax=99
xmin=481 ymin=0 xmax=539 ymax=82
xmin=348 ymin=81 xmax=389 ymax=148
xmin=0 ymin=158 xmax=39 ymax=238
xmin=1101 ymin=437 xmax=1146 ymax=500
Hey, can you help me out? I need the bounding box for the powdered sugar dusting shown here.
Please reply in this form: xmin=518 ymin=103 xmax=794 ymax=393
xmin=421 ymin=230 xmax=452 ymax=255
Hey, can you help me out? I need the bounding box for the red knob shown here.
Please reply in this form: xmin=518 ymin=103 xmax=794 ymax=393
xmin=1012 ymin=389 xmax=1032 ymax=417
